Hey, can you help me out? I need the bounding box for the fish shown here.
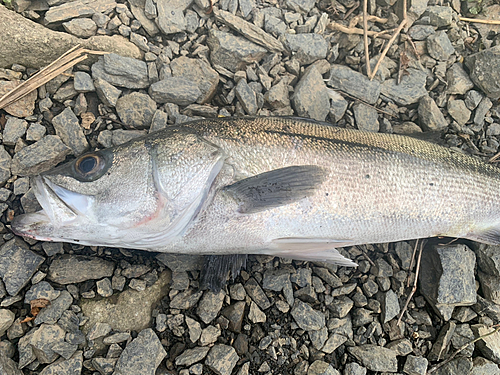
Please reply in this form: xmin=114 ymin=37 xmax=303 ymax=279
xmin=11 ymin=116 xmax=500 ymax=289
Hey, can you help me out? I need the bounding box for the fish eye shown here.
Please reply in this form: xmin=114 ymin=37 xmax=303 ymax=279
xmin=74 ymin=153 xmax=107 ymax=181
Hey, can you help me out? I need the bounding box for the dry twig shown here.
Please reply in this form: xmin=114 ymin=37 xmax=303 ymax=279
xmin=427 ymin=324 xmax=500 ymax=374
xmin=459 ymin=16 xmax=500 ymax=25
xmin=397 ymin=239 xmax=423 ymax=326
xmin=363 ymin=0 xmax=371 ymax=77
xmin=328 ymin=22 xmax=392 ymax=39
xmin=0 ymin=45 xmax=107 ymax=111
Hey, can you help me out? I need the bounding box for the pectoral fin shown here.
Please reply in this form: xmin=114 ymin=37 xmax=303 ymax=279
xmin=268 ymin=237 xmax=358 ymax=267
xmin=223 ymin=165 xmax=326 ymax=214
xmin=200 ymin=254 xmax=248 ymax=292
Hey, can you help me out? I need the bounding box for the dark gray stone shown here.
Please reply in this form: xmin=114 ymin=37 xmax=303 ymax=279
xmin=63 ymin=18 xmax=97 ymax=38
xmin=465 ymin=45 xmax=500 ymax=99
xmin=0 ymin=309 xmax=15 ymax=336
xmin=264 ymin=81 xmax=290 ymax=109
xmin=292 ymin=66 xmax=329 ymax=121
xmin=0 ymin=239 xmax=45 ymax=296
xmin=446 ymin=63 xmax=474 ymax=95
xmin=3 ymin=117 xmax=27 ymax=146
xmin=284 ymin=33 xmax=328 ymax=65
xmin=51 ymin=341 xmax=77 ymax=360
xmin=403 ymin=355 xmax=428 ymax=375
xmin=285 ymin=0 xmax=315 ymax=12
xmin=291 ymin=299 xmax=325 ymax=331
xmin=175 ymin=347 xmax=210 ymax=366
xmin=348 ymin=345 xmax=398 ymax=372
xmin=328 ymin=295 xmax=354 ymax=318
xmin=344 ymin=363 xmax=367 ymax=375
xmin=26 ymin=123 xmax=46 ymax=142
xmin=465 ymin=90 xmax=483 ymax=111
xmin=307 ymin=360 xmax=339 ymax=375
xmin=11 ymin=135 xmax=71 ymax=176
xmin=31 ymin=323 xmax=66 ymax=363
xmin=322 ymin=333 xmax=348 ymax=354
xmin=408 ymin=25 xmax=435 ymax=40
xmin=170 ymin=290 xmax=203 ymax=310
xmin=222 ymin=301 xmax=245 ymax=332
xmin=207 ymin=29 xmax=267 ymax=73
xmin=115 ymin=92 xmax=157 ymax=130
xmin=353 ymin=102 xmax=379 ymax=132
xmin=474 ymin=97 xmax=493 ymax=127
xmin=378 ymin=289 xmax=400 ymax=324
xmin=475 ymin=244 xmax=500 ymax=277
xmin=418 ymin=95 xmax=448 ymax=131
xmin=51 ymin=107 xmax=89 ymax=155
xmin=381 ymin=68 xmax=427 ymax=106
xmin=94 ymin=77 xmax=121 ymax=107
xmin=428 ymin=321 xmax=456 ymax=361
xmin=103 ymin=332 xmax=131 ymax=344
xmin=205 ymin=344 xmax=239 ymax=375
xmin=427 ymin=31 xmax=455 ymax=61
xmin=111 ymin=129 xmax=146 ymax=146
xmin=129 ymin=0 xmax=158 ymax=36
xmin=0 ymin=352 xmax=22 ymax=375
xmin=244 ymin=278 xmax=271 ymax=310
xmin=73 ymin=71 xmax=95 ymax=92
xmin=92 ymin=357 xmax=117 ymax=375
xmin=314 ymin=267 xmax=342 ymax=288
xmin=114 ymin=328 xmax=166 ymax=375
xmin=248 ymin=301 xmax=266 ymax=323
xmin=328 ymin=64 xmax=381 ymax=105
xmin=24 ymin=281 xmax=60 ymax=304
xmin=471 ymin=357 xmax=500 ymax=375
xmin=156 ymin=253 xmax=204 ymax=272
xmin=92 ymin=54 xmax=149 ymax=89
xmin=48 ymin=255 xmax=114 ymax=284
xmin=235 ymin=79 xmax=258 ymax=115
xmin=451 ymin=324 xmax=475 ymax=357
xmin=471 ymin=324 xmax=500 ymax=363
xmin=0 ymin=146 xmax=11 ymax=185
xmin=44 ymin=0 xmax=116 ymax=24
xmin=309 ymin=326 xmax=328 ymax=350
xmin=88 ymin=322 xmax=112 ymax=340
xmin=58 ymin=310 xmax=80 ymax=333
xmin=447 ymin=99 xmax=471 ymax=126
xmin=170 ymin=57 xmax=219 ymax=104
xmin=425 ymin=6 xmax=453 ymax=27
xmin=433 ymin=357 xmax=472 ymax=375
xmin=149 ymin=77 xmax=201 ymax=106
xmin=265 ymin=15 xmax=287 ymax=37
xmin=155 ymin=0 xmax=189 ymax=34
xmin=197 ymin=290 xmax=225 ymax=324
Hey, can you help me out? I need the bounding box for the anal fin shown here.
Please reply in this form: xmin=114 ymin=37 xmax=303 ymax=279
xmin=200 ymin=254 xmax=248 ymax=292
xmin=268 ymin=237 xmax=358 ymax=267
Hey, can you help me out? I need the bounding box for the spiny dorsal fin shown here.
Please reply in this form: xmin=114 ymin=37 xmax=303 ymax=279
xmin=223 ymin=165 xmax=326 ymax=214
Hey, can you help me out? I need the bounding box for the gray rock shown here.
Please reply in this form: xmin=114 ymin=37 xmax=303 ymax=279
xmin=213 ymin=9 xmax=284 ymax=52
xmin=328 ymin=296 xmax=354 ymax=318
xmin=24 ymin=281 xmax=60 ymax=304
xmin=96 ymin=277 xmax=113 ymax=297
xmin=244 ymin=278 xmax=271 ymax=310
xmin=476 ymin=244 xmax=500 ymax=277
xmin=114 ymin=328 xmax=166 ymax=375
xmin=44 ymin=0 xmax=116 ymax=24
xmin=0 ymin=309 xmax=15 ymax=336
xmin=0 ymin=352 xmax=22 ymax=375
xmin=11 ymin=135 xmax=71 ymax=176
xmin=235 ymin=79 xmax=258 ymax=115
xmin=58 ymin=310 xmax=80 ymax=333
xmin=451 ymin=324 xmax=475 ymax=357
xmin=408 ymin=25 xmax=435 ymax=40
xmin=115 ymin=92 xmax=157 ymax=129
xmin=433 ymin=357 xmax=473 ymax=375
xmin=292 ymin=66 xmax=329 ymax=121
xmin=111 ymin=129 xmax=147 ymax=146
xmin=31 ymin=323 xmax=66 ymax=363
xmin=149 ymin=77 xmax=201 ymax=106
xmin=418 ymin=95 xmax=448 ymax=131
xmin=205 ymin=344 xmax=239 ymax=375
xmin=322 ymin=333 xmax=347 ymax=354
xmin=18 ymin=328 xmax=36 ymax=369
xmin=343 ymin=363 xmax=366 ymax=375
xmin=62 ymin=18 xmax=97 ymax=38
xmin=465 ymin=90 xmax=483 ymax=111
xmin=53 ymin=81 xmax=78 ymax=102
xmin=92 ymin=357 xmax=117 ymax=375
xmin=328 ymin=64 xmax=381 ymax=105
xmin=155 ymin=0 xmax=190 ymax=34
xmin=428 ymin=320 xmax=456 ymax=362
xmin=200 ymin=325 xmax=221 ymax=346
xmin=92 ymin=54 xmax=149 ymax=89
xmin=41 ymin=242 xmax=64 ymax=257
xmin=171 ymin=57 xmax=219 ymax=104
xmin=170 ymin=290 xmax=203 ymax=310
xmin=307 ymin=360 xmax=339 ymax=375
xmin=222 ymin=301 xmax=245 ymax=332
xmin=284 ymin=33 xmax=328 ymax=65
xmin=404 ymin=355 xmax=428 ymax=375
xmin=3 ymin=117 xmax=27 ymax=146
xmin=73 ymin=71 xmax=95 ymax=93
xmin=34 ymin=291 xmax=73 ymax=325
xmin=185 ymin=315 xmax=202 ymax=343
xmin=447 ymin=99 xmax=471 ymax=126
xmin=129 ymin=0 xmax=159 ymax=36
xmin=0 ymin=80 xmax=36 ymax=117
xmin=149 ymin=110 xmax=169 ymax=133
xmin=197 ymin=290 xmax=225 ymax=324
xmin=420 ymin=244 xmax=476 ymax=320
xmin=425 ymin=6 xmax=453 ymax=27
xmin=471 ymin=357 xmax=500 ymax=375
xmin=26 ymin=123 xmax=47 ymax=142
xmin=248 ymin=301 xmax=266 ymax=323
xmin=156 ymin=253 xmax=204 ymax=272
xmin=265 ymin=15 xmax=287 ymax=37
xmin=51 ymin=341 xmax=77 ymax=360
xmin=309 ymin=326 xmax=328 ymax=350
xmin=80 ymin=271 xmax=170 ymax=332
xmin=88 ymin=322 xmax=112 ymax=340
xmin=381 ymin=68 xmax=427 ymax=106
xmin=0 ymin=146 xmax=11 ymax=185
xmin=446 ymin=63 xmax=474 ymax=95
xmin=0 ymin=239 xmax=45 ymax=296
xmin=378 ymin=289 xmax=400 ymax=324
xmin=314 ymin=267 xmax=342 ymax=288
xmin=265 ymin=81 xmax=290 ymax=109
xmin=471 ymin=324 xmax=500 ymax=363
xmin=465 ymin=45 xmax=500 ymax=99
xmin=291 ymin=299 xmax=325 ymax=331
xmin=474 ymin=97 xmax=493 ymax=127
xmin=427 ymin=31 xmax=455 ymax=61
xmin=38 ymin=351 xmax=83 ymax=375
xmin=207 ymin=29 xmax=267 ymax=73
xmin=348 ymin=345 xmax=398 ymax=372
xmin=94 ymin=77 xmax=121 ymax=107
xmin=286 ymin=0 xmax=315 ymax=12
xmin=48 ymin=255 xmax=114 ymax=284
xmin=352 ymin=102 xmax=379 ymax=132
xmin=103 ymin=332 xmax=131 ymax=344
xmin=51 ymin=107 xmax=89 ymax=155
xmin=176 ymin=347 xmax=210 ymax=366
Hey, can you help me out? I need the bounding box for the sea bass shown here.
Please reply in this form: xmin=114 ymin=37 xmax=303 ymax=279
xmin=11 ymin=117 xmax=500 ymax=283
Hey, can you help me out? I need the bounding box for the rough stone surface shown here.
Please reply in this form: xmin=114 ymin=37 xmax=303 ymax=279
xmin=34 ymin=291 xmax=73 ymax=325
xmin=48 ymin=255 xmax=114 ymax=284
xmin=0 ymin=239 xmax=45 ymax=296
xmin=284 ymin=33 xmax=328 ymax=65
xmin=92 ymin=54 xmax=149 ymax=89
xmin=205 ymin=344 xmax=239 ymax=375
xmin=149 ymin=77 xmax=201 ymax=105
xmin=235 ymin=79 xmax=258 ymax=115
xmin=465 ymin=45 xmax=500 ymax=99
xmin=115 ymin=92 xmax=157 ymax=129
xmin=418 ymin=95 xmax=448 ymax=131
xmin=175 ymin=347 xmax=210 ymax=366
xmin=446 ymin=63 xmax=474 ymax=95
xmin=348 ymin=345 xmax=398 ymax=372
xmin=170 ymin=57 xmax=219 ymax=104
xmin=0 ymin=81 xmax=37 ymax=117
xmin=448 ymin=99 xmax=471 ymax=126
xmin=197 ymin=290 xmax=225 ymax=324
xmin=155 ymin=0 xmax=191 ymax=35
xmin=292 ymin=66 xmax=329 ymax=121
xmin=94 ymin=77 xmax=122 ymax=107
xmin=471 ymin=324 xmax=500 ymax=364
xmin=352 ymin=102 xmax=379 ymax=132
xmin=381 ymin=68 xmax=427 ymax=106
xmin=427 ymin=31 xmax=455 ymax=61
xmin=62 ymin=18 xmax=97 ymax=38
xmin=291 ymin=299 xmax=325 ymax=331
xmin=328 ymin=65 xmax=381 ymax=105
xmin=114 ymin=328 xmax=166 ymax=375
xmin=51 ymin=107 xmax=89 ymax=155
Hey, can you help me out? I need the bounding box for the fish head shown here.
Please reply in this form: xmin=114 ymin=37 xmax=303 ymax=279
xmin=12 ymin=130 xmax=225 ymax=248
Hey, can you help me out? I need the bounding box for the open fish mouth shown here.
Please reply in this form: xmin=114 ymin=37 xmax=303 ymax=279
xmin=11 ymin=176 xmax=92 ymax=240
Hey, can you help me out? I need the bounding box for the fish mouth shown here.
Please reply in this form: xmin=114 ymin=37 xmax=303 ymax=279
xmin=11 ymin=176 xmax=92 ymax=240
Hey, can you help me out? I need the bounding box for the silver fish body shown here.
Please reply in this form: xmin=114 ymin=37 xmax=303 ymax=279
xmin=11 ymin=117 xmax=500 ymax=265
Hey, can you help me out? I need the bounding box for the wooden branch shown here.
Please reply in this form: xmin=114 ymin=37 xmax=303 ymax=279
xmin=328 ymin=22 xmax=392 ymax=39
xmin=459 ymin=16 xmax=500 ymax=25
xmin=363 ymin=0 xmax=372 ymax=77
